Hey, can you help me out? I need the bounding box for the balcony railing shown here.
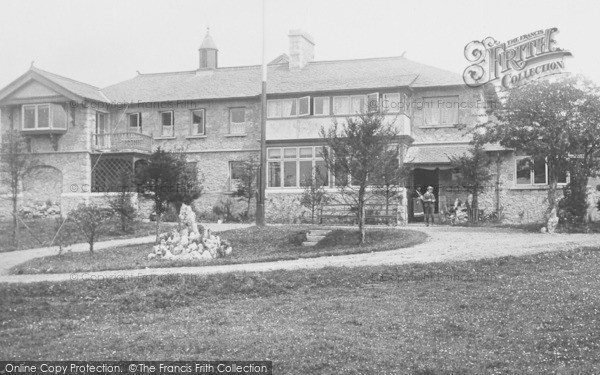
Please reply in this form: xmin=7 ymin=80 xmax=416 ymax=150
xmin=92 ymin=132 xmax=153 ymax=153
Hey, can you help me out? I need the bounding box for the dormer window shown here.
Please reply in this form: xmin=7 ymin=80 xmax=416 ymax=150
xmin=21 ymin=103 xmax=67 ymax=133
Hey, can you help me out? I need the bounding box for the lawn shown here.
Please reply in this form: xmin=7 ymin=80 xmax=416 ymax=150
xmin=10 ymin=226 xmax=427 ymax=275
xmin=0 ymin=218 xmax=178 ymax=253
xmin=2 ymin=247 xmax=600 ymax=373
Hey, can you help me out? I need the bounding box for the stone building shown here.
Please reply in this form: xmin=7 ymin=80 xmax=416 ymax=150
xmin=1 ymin=29 xmax=595 ymax=224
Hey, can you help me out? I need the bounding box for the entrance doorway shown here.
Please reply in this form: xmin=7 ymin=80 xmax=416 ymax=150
xmin=408 ymin=168 xmax=439 ymax=222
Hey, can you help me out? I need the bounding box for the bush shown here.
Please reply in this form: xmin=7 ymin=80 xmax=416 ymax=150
xmin=69 ymin=203 xmax=114 ymax=254
xmin=106 ymin=172 xmax=137 ymax=233
xmin=212 ymin=199 xmax=237 ymax=222
xmin=558 ymin=173 xmax=588 ymax=225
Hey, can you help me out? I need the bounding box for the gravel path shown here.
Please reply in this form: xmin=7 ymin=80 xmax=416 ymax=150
xmin=1 ymin=225 xmax=599 ymax=284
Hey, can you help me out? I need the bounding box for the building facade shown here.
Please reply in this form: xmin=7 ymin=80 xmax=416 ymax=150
xmin=1 ymin=29 xmax=597 ymax=224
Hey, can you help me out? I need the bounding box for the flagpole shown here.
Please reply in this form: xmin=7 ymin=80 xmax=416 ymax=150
xmin=256 ymin=0 xmax=267 ymax=226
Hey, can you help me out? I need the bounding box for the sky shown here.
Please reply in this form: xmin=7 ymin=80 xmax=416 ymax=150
xmin=0 ymin=0 xmax=598 ymax=90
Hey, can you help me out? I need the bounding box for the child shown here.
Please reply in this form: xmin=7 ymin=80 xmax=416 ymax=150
xmin=421 ymin=186 xmax=436 ymax=226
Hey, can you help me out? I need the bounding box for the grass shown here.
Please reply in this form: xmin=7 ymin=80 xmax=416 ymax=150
xmin=3 ymin=247 xmax=600 ymax=373
xmin=10 ymin=226 xmax=427 ymax=275
xmin=0 ymin=218 xmax=178 ymax=253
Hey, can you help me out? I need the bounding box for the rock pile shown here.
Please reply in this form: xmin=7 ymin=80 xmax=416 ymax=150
xmin=148 ymin=204 xmax=232 ymax=261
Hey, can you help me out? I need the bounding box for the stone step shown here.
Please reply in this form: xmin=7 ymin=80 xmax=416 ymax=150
xmin=308 ymin=229 xmax=331 ymax=236
xmin=306 ymin=235 xmax=326 ymax=242
xmin=302 ymin=241 xmax=318 ymax=247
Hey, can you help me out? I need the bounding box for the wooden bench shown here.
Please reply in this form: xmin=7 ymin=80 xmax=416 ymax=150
xmin=318 ymin=203 xmax=401 ymax=225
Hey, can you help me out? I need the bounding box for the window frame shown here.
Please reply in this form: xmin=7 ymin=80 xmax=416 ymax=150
xmin=229 ymin=161 xmax=245 ymax=191
xmin=21 ymin=103 xmax=55 ymax=130
xmin=190 ymin=109 xmax=206 ymax=136
xmin=333 ymin=96 xmax=351 ymax=115
xmin=298 ymin=96 xmax=311 ymax=117
xmin=422 ymin=95 xmax=459 ymax=127
xmin=313 ymin=96 xmax=330 ymax=116
xmin=367 ymin=92 xmax=379 ymax=113
xmin=267 ymin=146 xmax=330 ymax=189
xmin=128 ymin=113 xmax=142 ymax=133
xmin=160 ymin=110 xmax=174 ymax=137
xmin=229 ymin=107 xmax=246 ymax=135
xmin=514 ymin=156 xmax=548 ymax=186
xmin=382 ymin=93 xmax=401 ymax=113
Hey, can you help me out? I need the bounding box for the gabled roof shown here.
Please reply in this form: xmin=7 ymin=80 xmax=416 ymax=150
xmin=1 ymin=56 xmax=465 ymax=105
xmin=102 ymin=56 xmax=464 ymax=103
xmin=0 ymin=66 xmax=110 ymax=103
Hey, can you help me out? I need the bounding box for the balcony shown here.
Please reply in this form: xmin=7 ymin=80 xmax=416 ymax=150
xmin=92 ymin=132 xmax=153 ymax=154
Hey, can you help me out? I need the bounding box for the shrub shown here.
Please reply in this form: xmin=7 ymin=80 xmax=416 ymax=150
xmin=212 ymin=199 xmax=237 ymax=222
xmin=68 ymin=203 xmax=114 ymax=254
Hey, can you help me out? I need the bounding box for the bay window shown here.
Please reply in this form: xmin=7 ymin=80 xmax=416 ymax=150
xmin=21 ymin=104 xmax=67 ymax=131
xmin=268 ymin=146 xmax=329 ymax=188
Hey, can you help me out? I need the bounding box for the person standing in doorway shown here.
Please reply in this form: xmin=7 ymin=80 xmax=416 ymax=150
xmin=421 ymin=185 xmax=436 ymax=226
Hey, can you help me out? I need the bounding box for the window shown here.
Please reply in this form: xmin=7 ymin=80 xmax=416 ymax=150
xmin=298 ymin=96 xmax=310 ymax=116
xmin=267 ymin=146 xmax=329 ymax=188
xmin=516 ymin=157 xmax=547 ymax=185
xmin=367 ymin=92 xmax=379 ymax=112
xmin=382 ymin=93 xmax=401 ymax=113
xmin=229 ymin=108 xmax=246 ymax=134
xmin=129 ymin=113 xmax=142 ymax=132
xmin=313 ymin=97 xmax=330 ymax=116
xmin=96 ymin=112 xmax=108 ymax=134
xmin=21 ymin=104 xmax=67 ymax=131
xmin=160 ymin=111 xmax=174 ymax=137
xmin=350 ymin=95 xmax=366 ymax=114
xmin=22 ymin=104 xmax=49 ymax=129
xmin=423 ymin=96 xmax=459 ymax=126
xmin=229 ymin=161 xmax=245 ymax=191
xmin=267 ymin=100 xmax=282 ymax=118
xmin=333 ymin=96 xmax=350 ymax=115
xmin=191 ymin=109 xmax=205 ymax=136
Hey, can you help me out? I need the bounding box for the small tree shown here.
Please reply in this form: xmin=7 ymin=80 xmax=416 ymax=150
xmin=449 ymin=144 xmax=493 ymax=222
xmin=136 ymin=147 xmax=202 ymax=241
xmin=321 ymin=111 xmax=405 ymax=243
xmin=68 ymin=203 xmax=114 ymax=254
xmin=372 ymin=148 xmax=411 ymax=220
xmin=300 ymin=166 xmax=328 ymax=224
xmin=231 ymin=157 xmax=259 ymax=221
xmin=0 ymin=130 xmax=39 ymax=248
xmin=558 ymin=161 xmax=588 ymax=225
xmin=106 ymin=171 xmax=137 ymax=233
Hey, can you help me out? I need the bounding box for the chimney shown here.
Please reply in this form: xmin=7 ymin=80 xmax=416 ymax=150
xmin=199 ymin=27 xmax=218 ymax=69
xmin=288 ymin=29 xmax=314 ymax=70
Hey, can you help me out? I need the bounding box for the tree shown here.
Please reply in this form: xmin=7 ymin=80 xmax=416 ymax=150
xmin=231 ymin=156 xmax=259 ymax=221
xmin=449 ymin=144 xmax=493 ymax=223
xmin=106 ymin=171 xmax=137 ymax=233
xmin=320 ymin=111 xmax=405 ymax=243
xmin=0 ymin=130 xmax=38 ymax=248
xmin=68 ymin=203 xmax=113 ymax=254
xmin=300 ymin=166 xmax=328 ymax=224
xmin=476 ymin=75 xmax=600 ymax=232
xmin=372 ymin=147 xmax=411 ymax=221
xmin=136 ymin=147 xmax=203 ymax=242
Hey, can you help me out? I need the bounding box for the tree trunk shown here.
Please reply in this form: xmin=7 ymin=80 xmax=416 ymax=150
xmin=472 ymin=192 xmax=479 ymax=223
xmin=12 ymin=192 xmax=19 ymax=249
xmin=155 ymin=212 xmax=162 ymax=243
xmin=358 ymin=191 xmax=366 ymax=244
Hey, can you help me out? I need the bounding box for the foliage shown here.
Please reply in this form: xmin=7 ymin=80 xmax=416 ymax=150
xmin=106 ymin=171 xmax=137 ymax=233
xmin=68 ymin=203 xmax=114 ymax=254
xmin=230 ymin=156 xmax=259 ymax=221
xmin=136 ymin=147 xmax=203 ymax=241
xmin=300 ymin=166 xmax=328 ymax=224
xmin=558 ymin=162 xmax=588 ymax=225
xmin=212 ymin=198 xmax=237 ymax=222
xmin=320 ymin=111 xmax=406 ymax=243
xmin=476 ymin=75 xmax=600 ymax=231
xmin=0 ymin=129 xmax=39 ymax=247
xmin=449 ymin=144 xmax=493 ymax=222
